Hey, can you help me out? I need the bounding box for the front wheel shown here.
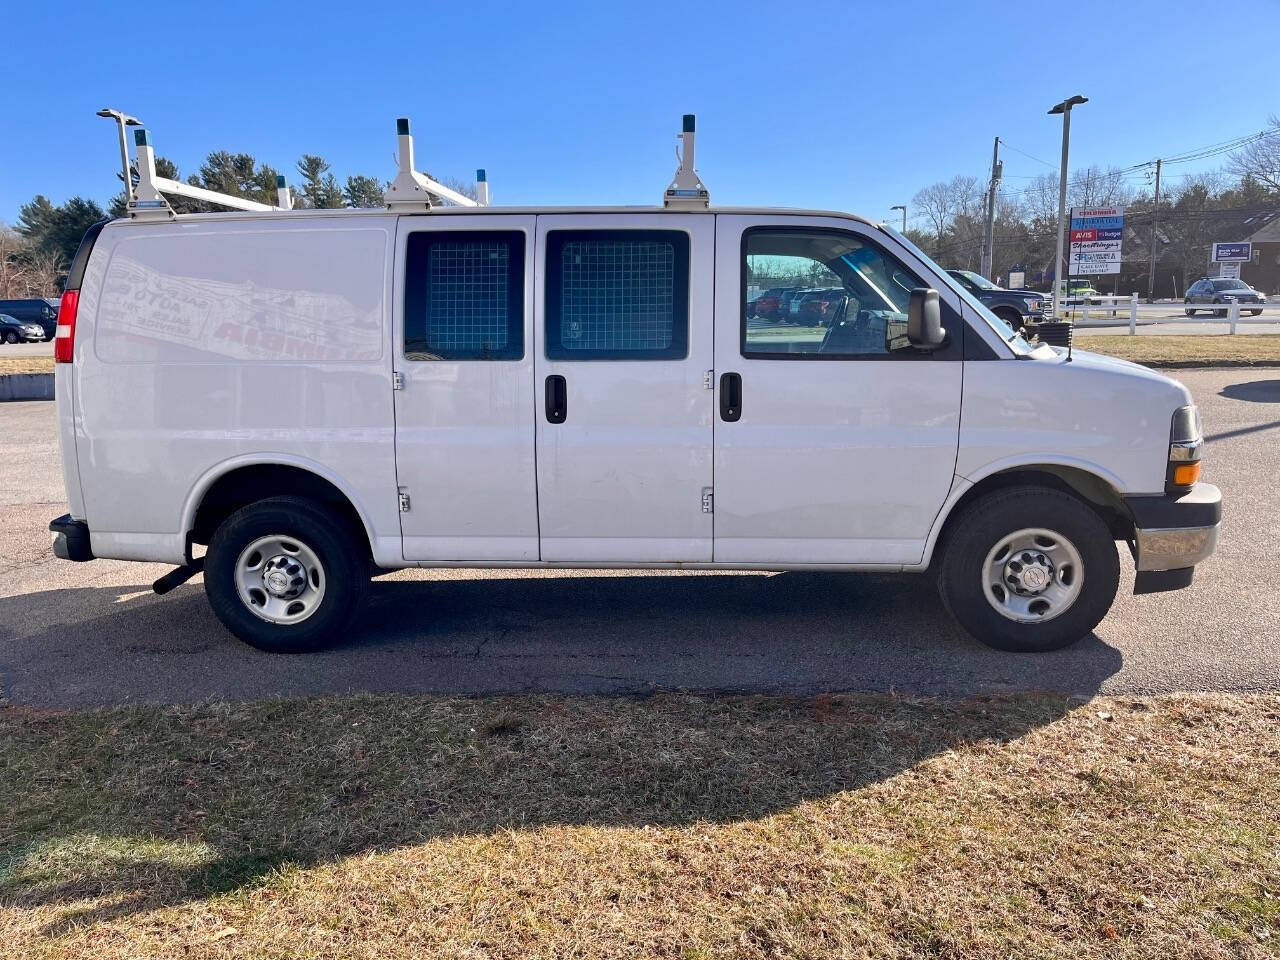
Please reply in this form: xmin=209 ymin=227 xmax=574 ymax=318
xmin=1250 ymin=309 xmax=1263 ymax=317
xmin=1184 ymin=301 xmax=1196 ymax=317
xmin=938 ymin=486 xmax=1120 ymax=652
xmin=204 ymin=495 xmax=367 ymax=653
xmin=2 ymin=331 xmax=17 ymax=344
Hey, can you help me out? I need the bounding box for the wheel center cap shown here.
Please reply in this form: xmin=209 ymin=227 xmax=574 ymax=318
xmin=262 ymin=555 xmax=306 ymax=599
xmin=1021 ymin=566 xmax=1049 ymax=591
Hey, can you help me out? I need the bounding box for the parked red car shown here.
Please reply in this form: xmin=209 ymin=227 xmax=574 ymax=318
xmin=796 ymin=289 xmax=847 ymax=326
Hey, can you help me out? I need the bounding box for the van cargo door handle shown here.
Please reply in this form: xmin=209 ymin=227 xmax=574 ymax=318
xmin=545 ymin=375 xmax=567 ymax=424
xmin=719 ymin=372 xmax=742 ymax=422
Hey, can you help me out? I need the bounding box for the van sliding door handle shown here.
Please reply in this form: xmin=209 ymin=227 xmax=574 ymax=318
xmin=720 ymin=372 xmax=742 ymax=422
xmin=545 ymin=375 xmax=567 ymax=424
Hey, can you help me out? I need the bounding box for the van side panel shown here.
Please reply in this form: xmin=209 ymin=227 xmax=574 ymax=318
xmin=76 ymin=218 xmax=399 ymax=565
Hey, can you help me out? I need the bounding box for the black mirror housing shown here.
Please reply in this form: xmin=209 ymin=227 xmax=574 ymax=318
xmin=908 ymin=288 xmax=946 ymax=349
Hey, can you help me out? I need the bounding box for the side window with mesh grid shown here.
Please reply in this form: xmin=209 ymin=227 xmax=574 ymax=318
xmin=404 ymin=231 xmax=524 ymax=360
xmin=545 ymin=230 xmax=690 ymax=360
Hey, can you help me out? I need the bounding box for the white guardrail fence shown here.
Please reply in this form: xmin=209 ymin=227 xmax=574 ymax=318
xmin=1058 ymin=293 xmax=1275 ymax=334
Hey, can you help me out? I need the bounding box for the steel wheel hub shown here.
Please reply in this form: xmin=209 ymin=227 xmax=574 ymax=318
xmin=982 ymin=527 xmax=1084 ymax=624
xmin=235 ymin=535 xmax=326 ymax=625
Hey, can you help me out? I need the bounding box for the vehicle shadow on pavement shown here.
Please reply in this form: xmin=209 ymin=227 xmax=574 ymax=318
xmin=0 ymin=571 xmax=1124 ymax=705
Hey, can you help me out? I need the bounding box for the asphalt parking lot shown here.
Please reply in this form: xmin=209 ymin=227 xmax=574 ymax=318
xmin=1 ymin=367 xmax=1277 ymax=708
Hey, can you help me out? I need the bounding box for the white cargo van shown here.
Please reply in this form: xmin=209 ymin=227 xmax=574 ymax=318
xmin=49 ymin=117 xmax=1220 ymax=654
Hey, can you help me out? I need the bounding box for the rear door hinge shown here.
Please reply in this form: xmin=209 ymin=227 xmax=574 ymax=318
xmin=701 ymin=487 xmax=713 ymax=513
xmin=398 ymin=488 xmax=411 ymax=512
xmin=703 ymin=369 xmax=714 ymax=389
xmin=392 ymin=371 xmax=405 ymax=391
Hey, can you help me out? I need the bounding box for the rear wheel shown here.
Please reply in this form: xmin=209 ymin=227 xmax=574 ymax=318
xmin=204 ymin=495 xmax=367 ymax=653
xmin=938 ymin=485 xmax=1120 ymax=652
xmin=1250 ymin=309 xmax=1263 ymax=316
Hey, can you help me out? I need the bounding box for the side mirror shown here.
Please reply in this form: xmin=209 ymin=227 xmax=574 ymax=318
xmin=907 ymin=288 xmax=946 ymax=349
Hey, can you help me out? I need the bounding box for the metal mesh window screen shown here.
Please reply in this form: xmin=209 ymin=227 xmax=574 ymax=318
xmin=425 ymin=241 xmax=510 ymax=354
xmin=559 ymin=240 xmax=674 ymax=351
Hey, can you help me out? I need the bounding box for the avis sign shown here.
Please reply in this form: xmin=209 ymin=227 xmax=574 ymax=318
xmin=1069 ymin=206 xmax=1124 ymax=276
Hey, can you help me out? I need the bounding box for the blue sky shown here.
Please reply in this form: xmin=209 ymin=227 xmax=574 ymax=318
xmin=2 ymin=0 xmax=1277 ymax=227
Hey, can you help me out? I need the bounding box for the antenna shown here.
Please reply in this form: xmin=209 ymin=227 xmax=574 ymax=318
xmin=664 ymin=114 xmax=709 ymax=208
xmin=384 ymin=117 xmax=479 ymax=210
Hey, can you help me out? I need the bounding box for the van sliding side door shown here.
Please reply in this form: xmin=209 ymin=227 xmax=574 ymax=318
xmin=392 ymin=215 xmax=540 ymax=562
xmin=533 ymin=213 xmax=715 ymax=562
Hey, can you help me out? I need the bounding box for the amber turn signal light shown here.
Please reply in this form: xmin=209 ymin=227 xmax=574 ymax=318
xmin=1171 ymin=462 xmax=1201 ymax=487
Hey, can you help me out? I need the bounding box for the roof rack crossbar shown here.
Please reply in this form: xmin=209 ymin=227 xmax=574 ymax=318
xmin=127 ymin=126 xmax=280 ymax=219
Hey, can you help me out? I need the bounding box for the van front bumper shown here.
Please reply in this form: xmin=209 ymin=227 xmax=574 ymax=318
xmin=1125 ymin=483 xmax=1221 ymax=593
xmin=49 ymin=514 xmax=94 ymax=562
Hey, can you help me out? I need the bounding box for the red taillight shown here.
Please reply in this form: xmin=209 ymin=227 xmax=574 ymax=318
xmin=54 ymin=289 xmax=78 ymax=363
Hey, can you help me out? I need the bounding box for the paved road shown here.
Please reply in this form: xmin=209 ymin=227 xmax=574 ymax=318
xmin=0 ymin=341 xmax=53 ymax=358
xmin=1 ymin=368 xmax=1277 ymax=708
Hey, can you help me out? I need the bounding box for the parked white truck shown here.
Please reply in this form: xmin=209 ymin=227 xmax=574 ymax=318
xmin=49 ymin=117 xmax=1220 ymax=654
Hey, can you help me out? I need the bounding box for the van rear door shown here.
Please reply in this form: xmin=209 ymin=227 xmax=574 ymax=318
xmin=393 ymin=215 xmax=540 ymax=561
xmin=533 ymin=213 xmax=715 ymax=562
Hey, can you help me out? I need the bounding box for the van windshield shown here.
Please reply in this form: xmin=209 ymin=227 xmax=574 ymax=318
xmin=885 ymin=226 xmax=1037 ymax=354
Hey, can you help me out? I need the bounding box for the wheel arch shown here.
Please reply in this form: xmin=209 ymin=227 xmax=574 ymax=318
xmin=923 ymin=462 xmax=1133 ymax=568
xmin=182 ymin=456 xmax=376 ymax=562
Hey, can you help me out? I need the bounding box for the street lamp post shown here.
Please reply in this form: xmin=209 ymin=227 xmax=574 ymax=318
xmin=1048 ymin=95 xmax=1087 ymax=318
xmin=96 ymin=108 xmax=144 ymax=205
xmin=890 ymin=204 xmax=907 ymax=232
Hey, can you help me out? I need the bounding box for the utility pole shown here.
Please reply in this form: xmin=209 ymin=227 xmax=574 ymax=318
xmin=980 ymin=137 xmax=1002 ymax=279
xmin=1049 ymin=95 xmax=1088 ymax=317
xmin=1146 ymin=158 xmax=1162 ymax=302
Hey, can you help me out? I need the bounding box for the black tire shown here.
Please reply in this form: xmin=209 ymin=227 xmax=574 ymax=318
xmin=2 ymin=331 xmax=17 ymax=344
xmin=1250 ymin=309 xmax=1262 ymax=317
xmin=937 ymin=485 xmax=1120 ymax=653
xmin=994 ymin=308 xmax=1023 ymax=328
xmin=1184 ymin=301 xmax=1195 ymax=317
xmin=204 ymin=495 xmax=367 ymax=653
xmin=1213 ymin=299 xmax=1227 ymax=318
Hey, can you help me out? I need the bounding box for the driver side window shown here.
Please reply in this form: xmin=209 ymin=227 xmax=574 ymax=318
xmin=742 ymin=228 xmax=922 ymax=358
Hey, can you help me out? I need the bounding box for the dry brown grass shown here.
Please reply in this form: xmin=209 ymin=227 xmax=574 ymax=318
xmin=2 ymin=692 xmax=1278 ymax=958
xmin=1081 ymin=334 xmax=1280 ymax=367
xmin=0 ymin=355 xmax=53 ymax=375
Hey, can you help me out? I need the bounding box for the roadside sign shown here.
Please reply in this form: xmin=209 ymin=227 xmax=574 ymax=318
xmin=1069 ymin=207 xmax=1123 ymax=275
xmin=1008 ymin=271 xmax=1025 ymax=289
xmin=1218 ymin=263 xmax=1241 ymax=279
xmin=1212 ymin=242 xmax=1251 ymax=262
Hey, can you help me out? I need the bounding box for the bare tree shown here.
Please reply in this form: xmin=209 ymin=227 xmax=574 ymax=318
xmin=0 ymin=226 xmax=64 ymax=298
xmin=1229 ymin=117 xmax=1280 ymax=193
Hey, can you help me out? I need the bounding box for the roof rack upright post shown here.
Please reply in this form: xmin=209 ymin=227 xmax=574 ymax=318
xmin=384 ymin=117 xmax=479 ymax=210
xmin=476 ymin=169 xmax=490 ymax=207
xmin=128 ymin=129 xmax=176 ymax=220
xmin=664 ymin=113 xmax=709 ymax=208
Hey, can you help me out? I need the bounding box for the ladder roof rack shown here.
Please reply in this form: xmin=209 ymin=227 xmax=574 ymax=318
xmin=103 ymin=110 xmax=709 ymax=219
